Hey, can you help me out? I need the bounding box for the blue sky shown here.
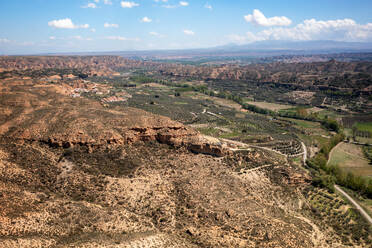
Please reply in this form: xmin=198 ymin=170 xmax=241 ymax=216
xmin=0 ymin=0 xmax=372 ymax=54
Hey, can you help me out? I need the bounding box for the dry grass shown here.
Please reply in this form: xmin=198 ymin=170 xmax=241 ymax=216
xmin=192 ymin=93 xmax=246 ymax=112
xmin=245 ymin=101 xmax=292 ymax=111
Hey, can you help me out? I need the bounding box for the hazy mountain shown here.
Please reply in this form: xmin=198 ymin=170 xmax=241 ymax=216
xmin=216 ymin=40 xmax=372 ymax=52
xmin=36 ymin=40 xmax=372 ymax=60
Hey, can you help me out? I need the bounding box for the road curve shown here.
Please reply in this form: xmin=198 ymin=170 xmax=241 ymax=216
xmin=306 ymin=141 xmax=372 ymax=225
xmin=334 ymin=185 xmax=372 ymax=225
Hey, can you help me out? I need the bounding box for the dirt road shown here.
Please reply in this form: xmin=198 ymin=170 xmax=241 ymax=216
xmin=334 ymin=185 xmax=372 ymax=225
xmin=327 ymin=142 xmax=372 ymax=225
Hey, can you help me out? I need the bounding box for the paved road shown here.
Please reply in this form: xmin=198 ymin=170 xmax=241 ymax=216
xmin=334 ymin=185 xmax=372 ymax=225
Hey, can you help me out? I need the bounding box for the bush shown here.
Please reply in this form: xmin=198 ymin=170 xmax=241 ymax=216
xmin=322 ymin=118 xmax=340 ymax=133
xmin=242 ymin=103 xmax=275 ymax=115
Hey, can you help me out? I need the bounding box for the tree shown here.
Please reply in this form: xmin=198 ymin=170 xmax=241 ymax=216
xmin=322 ymin=118 xmax=340 ymax=133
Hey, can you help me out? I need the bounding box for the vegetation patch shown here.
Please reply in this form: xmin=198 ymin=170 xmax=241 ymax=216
xmin=245 ymin=101 xmax=292 ymax=112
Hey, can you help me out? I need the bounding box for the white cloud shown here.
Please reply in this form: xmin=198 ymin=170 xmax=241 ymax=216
xmin=91 ymin=28 xmax=96 ymax=32
xmin=183 ymin=29 xmax=194 ymax=35
xmin=205 ymin=3 xmax=212 ymax=10
xmin=47 ymin=36 xmax=92 ymax=41
xmin=230 ymin=18 xmax=372 ymax=43
xmin=154 ymin=0 xmax=168 ymax=2
xmin=141 ymin=17 xmax=152 ymax=23
xmin=48 ymin=18 xmax=89 ymax=29
xmin=104 ymin=0 xmax=112 ymax=4
xmin=0 ymin=38 xmax=10 ymax=43
xmin=104 ymin=22 xmax=119 ymax=28
xmin=162 ymin=1 xmax=188 ymax=9
xmin=149 ymin=31 xmax=164 ymax=37
xmin=72 ymin=36 xmax=92 ymax=41
xmin=107 ymin=36 xmax=127 ymax=41
xmin=106 ymin=36 xmax=140 ymax=41
xmin=82 ymin=3 xmax=97 ymax=8
xmin=121 ymin=1 xmax=139 ymax=8
xmin=72 ymin=36 xmax=83 ymax=40
xmin=94 ymin=0 xmax=99 ymax=3
xmin=244 ymin=9 xmax=292 ymax=27
xmin=162 ymin=4 xmax=177 ymax=8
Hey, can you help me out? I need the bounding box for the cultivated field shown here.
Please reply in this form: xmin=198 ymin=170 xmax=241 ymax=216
xmin=245 ymin=101 xmax=292 ymax=112
xmin=354 ymin=122 xmax=372 ymax=134
xmin=328 ymin=142 xmax=372 ymax=178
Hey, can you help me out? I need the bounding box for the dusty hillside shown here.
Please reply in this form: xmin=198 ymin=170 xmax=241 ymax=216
xmin=0 ymin=78 xmax=370 ymax=247
xmin=1 ymin=56 xmax=372 ymax=92
xmin=160 ymin=61 xmax=372 ymax=91
xmin=0 ymin=56 xmax=150 ymax=72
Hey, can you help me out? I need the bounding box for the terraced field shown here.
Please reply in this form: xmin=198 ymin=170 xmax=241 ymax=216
xmin=305 ymin=187 xmax=371 ymax=245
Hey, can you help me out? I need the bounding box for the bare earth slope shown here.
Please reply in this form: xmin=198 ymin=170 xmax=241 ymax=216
xmin=0 ymin=78 xmax=369 ymax=247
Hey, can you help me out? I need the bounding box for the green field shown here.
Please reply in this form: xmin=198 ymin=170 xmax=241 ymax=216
xmin=282 ymin=117 xmax=321 ymax=129
xmin=245 ymin=101 xmax=293 ymax=112
xmin=317 ymin=109 xmax=340 ymax=120
xmin=354 ymin=122 xmax=372 ymax=133
xmin=328 ymin=142 xmax=372 ymax=178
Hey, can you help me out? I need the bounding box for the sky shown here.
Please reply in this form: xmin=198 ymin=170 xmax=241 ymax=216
xmin=0 ymin=0 xmax=372 ymax=54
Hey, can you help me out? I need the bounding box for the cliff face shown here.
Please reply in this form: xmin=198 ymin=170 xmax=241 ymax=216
xmin=0 ymin=79 xmax=229 ymax=158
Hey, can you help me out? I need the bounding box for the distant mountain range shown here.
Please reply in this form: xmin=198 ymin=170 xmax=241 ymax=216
xmin=38 ymin=40 xmax=372 ymax=59
xmin=215 ymin=40 xmax=372 ymax=52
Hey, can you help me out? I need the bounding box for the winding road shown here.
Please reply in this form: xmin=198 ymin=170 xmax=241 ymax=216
xmin=218 ymin=134 xmax=371 ymax=225
xmin=334 ymin=185 xmax=372 ymax=225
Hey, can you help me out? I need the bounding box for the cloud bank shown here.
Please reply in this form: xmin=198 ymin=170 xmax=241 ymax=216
xmin=232 ymin=15 xmax=372 ymax=43
xmin=48 ymin=18 xmax=89 ymax=29
xmin=183 ymin=29 xmax=194 ymax=35
xmin=104 ymin=23 xmax=119 ymax=28
xmin=244 ymin=9 xmax=292 ymax=27
xmin=121 ymin=1 xmax=139 ymax=8
xmin=141 ymin=17 xmax=152 ymax=23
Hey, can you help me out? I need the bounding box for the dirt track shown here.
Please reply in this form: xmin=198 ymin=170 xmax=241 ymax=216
xmin=334 ymin=185 xmax=372 ymax=225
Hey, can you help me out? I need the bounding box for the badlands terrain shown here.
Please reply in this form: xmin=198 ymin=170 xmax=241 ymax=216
xmin=0 ymin=56 xmax=371 ymax=247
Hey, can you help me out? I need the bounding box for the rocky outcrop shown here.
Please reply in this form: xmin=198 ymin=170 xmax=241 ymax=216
xmin=0 ymin=80 xmax=229 ymax=157
xmin=188 ymin=142 xmax=226 ymax=157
